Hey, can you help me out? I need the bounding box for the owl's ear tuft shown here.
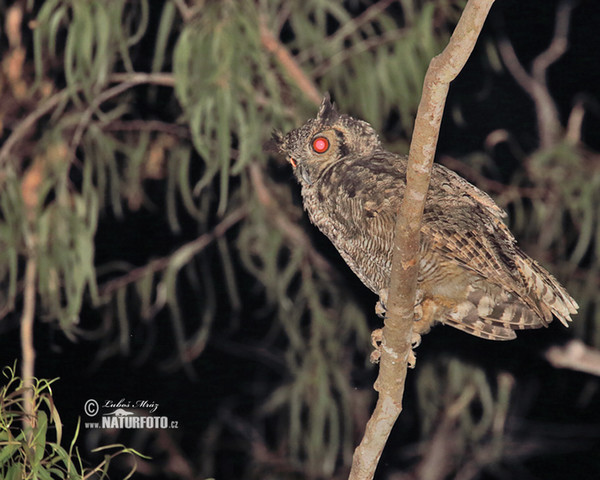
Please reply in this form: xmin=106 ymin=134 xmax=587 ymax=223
xmin=317 ymin=94 xmax=338 ymax=124
xmin=263 ymin=131 xmax=284 ymax=154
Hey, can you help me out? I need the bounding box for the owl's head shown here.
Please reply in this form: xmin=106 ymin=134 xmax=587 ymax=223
xmin=266 ymin=97 xmax=383 ymax=186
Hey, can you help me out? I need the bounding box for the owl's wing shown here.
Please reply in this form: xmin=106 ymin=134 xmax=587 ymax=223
xmin=421 ymin=202 xmax=576 ymax=339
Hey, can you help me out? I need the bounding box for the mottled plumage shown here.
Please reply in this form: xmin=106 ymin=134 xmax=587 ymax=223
xmin=267 ymin=98 xmax=578 ymax=340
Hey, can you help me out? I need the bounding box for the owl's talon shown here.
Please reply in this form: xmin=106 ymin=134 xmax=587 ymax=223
xmin=375 ymin=301 xmax=386 ymax=318
xmin=370 ymin=349 xmax=381 ymax=364
xmin=411 ymin=331 xmax=422 ymax=349
xmin=407 ymin=331 xmax=421 ymax=368
xmin=371 ymin=328 xmax=383 ymax=348
xmin=413 ymin=303 xmax=423 ymax=322
xmin=408 ymin=350 xmax=417 ymax=369
xmin=370 ymin=328 xmax=383 ymax=364
xmin=376 ymin=289 xmax=388 ymax=318
xmin=371 ymin=328 xmax=419 ymax=367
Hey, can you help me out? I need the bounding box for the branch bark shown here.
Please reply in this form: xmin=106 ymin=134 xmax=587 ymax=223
xmin=20 ymin=253 xmax=37 ymax=439
xmin=348 ymin=1 xmax=496 ymax=478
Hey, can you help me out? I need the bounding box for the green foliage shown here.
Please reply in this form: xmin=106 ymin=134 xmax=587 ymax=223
xmin=2 ymin=0 xmax=454 ymax=357
xmin=2 ymin=5 xmax=454 ymax=474
xmin=0 ymin=363 xmax=146 ymax=479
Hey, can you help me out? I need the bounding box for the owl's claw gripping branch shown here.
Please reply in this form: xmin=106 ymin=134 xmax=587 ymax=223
xmin=369 ymin=328 xmax=382 ymax=364
xmin=370 ymin=328 xmax=420 ymax=368
xmin=375 ymin=288 xmax=388 ymax=318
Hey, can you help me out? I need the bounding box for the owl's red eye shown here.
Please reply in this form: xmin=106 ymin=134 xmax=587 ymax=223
xmin=312 ymin=137 xmax=329 ymax=153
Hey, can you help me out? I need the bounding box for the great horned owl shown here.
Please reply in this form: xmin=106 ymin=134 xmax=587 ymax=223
xmin=266 ymin=98 xmax=578 ymax=340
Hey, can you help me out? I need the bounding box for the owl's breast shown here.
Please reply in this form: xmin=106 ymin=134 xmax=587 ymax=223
xmin=300 ymin=180 xmax=394 ymax=294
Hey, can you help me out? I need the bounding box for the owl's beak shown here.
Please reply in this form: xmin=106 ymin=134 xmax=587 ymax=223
xmin=289 ymin=157 xmax=297 ymax=168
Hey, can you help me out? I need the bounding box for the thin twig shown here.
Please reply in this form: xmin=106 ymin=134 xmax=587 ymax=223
xmin=0 ymin=72 xmax=176 ymax=169
xmin=546 ymin=340 xmax=600 ymax=377
xmin=531 ymin=1 xmax=573 ymax=84
xmin=98 ymin=207 xmax=247 ymax=298
xmin=328 ymin=0 xmax=395 ymax=47
xmin=20 ymin=253 xmax=37 ymax=439
xmin=348 ymin=1 xmax=496 ymax=478
xmin=101 ymin=119 xmax=190 ymax=138
xmin=497 ymin=1 xmax=573 ymax=148
xmin=298 ymin=0 xmax=395 ymax=65
xmin=0 ymin=90 xmax=69 ymax=167
xmin=71 ymin=73 xmax=176 ymax=152
xmin=171 ymin=0 xmax=195 ymax=23
xmin=259 ymin=17 xmax=322 ymax=106
xmin=107 ymin=72 xmax=175 ymax=86
xmin=310 ymin=29 xmax=409 ymax=78
xmin=565 ymin=100 xmax=585 ymax=144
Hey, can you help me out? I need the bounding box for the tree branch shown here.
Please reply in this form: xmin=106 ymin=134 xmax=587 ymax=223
xmin=497 ymin=0 xmax=573 ymax=148
xmin=0 ymin=90 xmax=69 ymax=167
xmin=71 ymin=73 xmax=176 ymax=153
xmin=20 ymin=253 xmax=37 ymax=439
xmin=348 ymin=1 xmax=496 ymax=478
xmin=0 ymin=72 xmax=175 ymax=169
xmin=546 ymin=340 xmax=600 ymax=377
xmin=98 ymin=207 xmax=246 ymax=299
xmin=259 ymin=17 xmax=322 ymax=106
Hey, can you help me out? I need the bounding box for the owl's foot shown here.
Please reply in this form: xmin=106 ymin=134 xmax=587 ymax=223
xmin=407 ymin=331 xmax=421 ymax=368
xmin=413 ymin=297 xmax=438 ymax=336
xmin=408 ymin=350 xmax=417 ymax=369
xmin=370 ymin=328 xmax=383 ymax=364
xmin=375 ymin=289 xmax=388 ymax=318
xmin=369 ymin=327 xmax=419 ymax=368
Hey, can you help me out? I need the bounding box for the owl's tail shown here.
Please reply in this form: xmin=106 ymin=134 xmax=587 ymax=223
xmin=514 ymin=249 xmax=579 ymax=327
xmin=441 ymin=251 xmax=578 ymax=341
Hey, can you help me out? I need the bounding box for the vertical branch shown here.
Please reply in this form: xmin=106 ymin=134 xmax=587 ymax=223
xmin=21 ymin=253 xmax=37 ymax=437
xmin=348 ymin=1 xmax=496 ymax=479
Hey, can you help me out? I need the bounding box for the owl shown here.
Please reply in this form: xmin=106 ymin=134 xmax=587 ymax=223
xmin=266 ymin=97 xmax=578 ymax=341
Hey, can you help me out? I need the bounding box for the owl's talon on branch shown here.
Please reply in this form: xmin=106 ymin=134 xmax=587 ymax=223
xmin=370 ymin=327 xmax=419 ymax=367
xmin=411 ymin=331 xmax=422 ymax=348
xmin=375 ymin=301 xmax=386 ymax=318
xmin=370 ymin=328 xmax=383 ymax=364
xmin=408 ymin=350 xmax=417 ymax=369
xmin=407 ymin=331 xmax=421 ymax=368
xmin=375 ymin=289 xmax=388 ymax=318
